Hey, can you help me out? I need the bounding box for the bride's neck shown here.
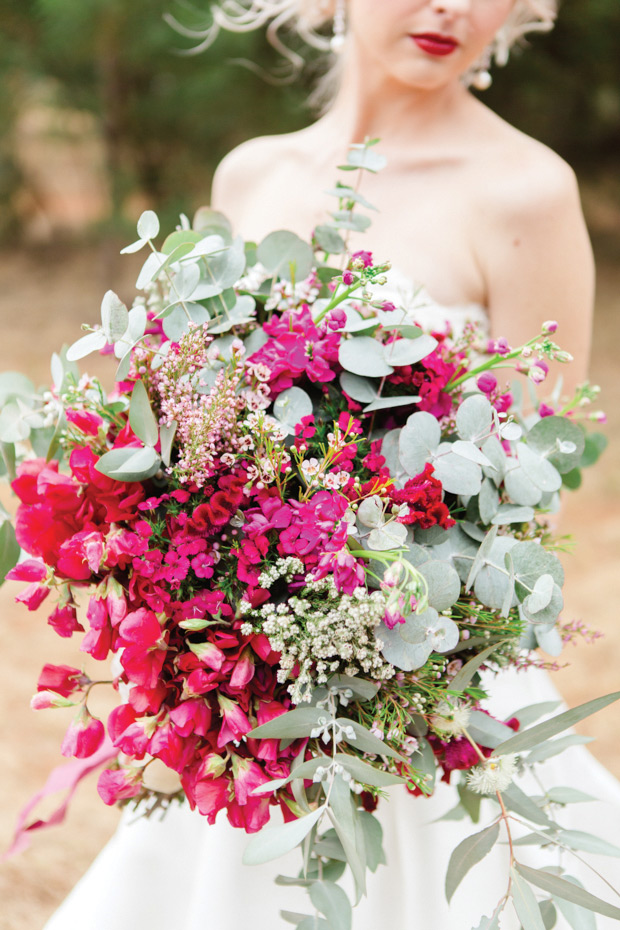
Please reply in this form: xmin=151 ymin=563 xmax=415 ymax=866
xmin=318 ymin=48 xmax=472 ymax=150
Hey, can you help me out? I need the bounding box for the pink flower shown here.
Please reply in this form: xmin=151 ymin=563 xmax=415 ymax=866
xmin=539 ymin=403 xmax=555 ymax=418
xmin=476 ymin=372 xmax=497 ymax=395
xmin=61 ymin=708 xmax=105 ymax=759
xmin=169 ymin=699 xmax=212 ymax=738
xmin=15 ymin=583 xmax=50 ymax=611
xmin=97 ymin=768 xmax=142 ymax=805
xmin=227 ymin=756 xmax=272 ymax=833
xmin=487 ymin=337 xmax=511 ymax=356
xmin=230 ymin=647 xmax=255 ymax=690
xmin=342 ymin=271 xmax=355 ymax=286
xmin=217 ymin=695 xmax=252 ymax=749
xmin=5 ymin=559 xmax=47 ymax=583
xmin=37 ymin=664 xmax=87 ymax=697
xmin=65 ymin=408 xmax=103 ymax=436
xmin=351 ymin=250 xmax=373 ymax=268
xmin=193 ymin=775 xmax=230 ymax=824
xmin=48 ymin=603 xmax=83 ymax=637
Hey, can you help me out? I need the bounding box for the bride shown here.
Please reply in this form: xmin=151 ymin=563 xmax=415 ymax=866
xmin=43 ymin=2 xmax=620 ymax=929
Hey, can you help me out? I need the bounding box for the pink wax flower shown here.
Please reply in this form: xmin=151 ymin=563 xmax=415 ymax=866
xmin=487 ymin=337 xmax=511 ymax=356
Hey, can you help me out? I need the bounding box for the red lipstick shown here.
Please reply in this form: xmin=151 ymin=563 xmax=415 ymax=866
xmin=411 ymin=33 xmax=459 ymax=57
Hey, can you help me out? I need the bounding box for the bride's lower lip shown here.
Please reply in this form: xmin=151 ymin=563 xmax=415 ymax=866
xmin=411 ymin=34 xmax=459 ymax=57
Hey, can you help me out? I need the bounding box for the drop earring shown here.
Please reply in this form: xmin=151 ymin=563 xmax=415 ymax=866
xmin=468 ymin=46 xmax=493 ymax=91
xmin=330 ymin=0 xmax=346 ymax=52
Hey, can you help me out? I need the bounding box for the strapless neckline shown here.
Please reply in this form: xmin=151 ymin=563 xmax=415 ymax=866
xmin=375 ymin=267 xmax=489 ymax=337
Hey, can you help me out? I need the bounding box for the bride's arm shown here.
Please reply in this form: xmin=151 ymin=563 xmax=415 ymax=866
xmin=479 ymin=148 xmax=594 ymax=392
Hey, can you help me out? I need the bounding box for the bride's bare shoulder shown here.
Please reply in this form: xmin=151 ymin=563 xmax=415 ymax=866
xmin=476 ymin=109 xmax=581 ymax=219
xmin=211 ymin=130 xmax=307 ymax=208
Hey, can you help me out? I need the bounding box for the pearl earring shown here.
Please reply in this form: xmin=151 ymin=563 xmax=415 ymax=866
xmin=471 ymin=68 xmax=492 ymax=91
xmin=330 ymin=0 xmax=346 ymax=52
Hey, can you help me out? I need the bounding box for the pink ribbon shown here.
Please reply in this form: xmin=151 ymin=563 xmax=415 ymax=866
xmin=3 ymin=737 xmax=117 ymax=859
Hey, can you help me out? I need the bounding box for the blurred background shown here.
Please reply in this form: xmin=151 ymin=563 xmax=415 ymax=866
xmin=0 ymin=1 xmax=618 ymax=927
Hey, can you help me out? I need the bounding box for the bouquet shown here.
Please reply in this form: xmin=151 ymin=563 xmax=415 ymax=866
xmin=1 ymin=142 xmax=618 ymax=930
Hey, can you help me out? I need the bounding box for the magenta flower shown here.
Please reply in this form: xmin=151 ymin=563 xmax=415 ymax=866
xmin=37 ymin=663 xmax=87 ymax=697
xmin=97 ymin=768 xmax=142 ymax=806
xmin=217 ymin=695 xmax=252 ymax=749
xmin=61 ymin=708 xmax=105 ymax=759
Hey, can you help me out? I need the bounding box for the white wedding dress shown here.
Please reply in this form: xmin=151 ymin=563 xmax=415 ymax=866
xmin=43 ymin=281 xmax=620 ymax=930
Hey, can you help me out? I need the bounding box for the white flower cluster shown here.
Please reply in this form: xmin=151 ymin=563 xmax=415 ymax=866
xmin=265 ymin=274 xmax=320 ymax=312
xmin=248 ymin=571 xmax=395 ymax=704
xmin=467 ymin=754 xmax=518 ymax=795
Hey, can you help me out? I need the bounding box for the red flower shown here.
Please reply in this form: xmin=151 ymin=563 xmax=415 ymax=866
xmin=37 ymin=664 xmax=87 ymax=697
xmin=390 ymin=464 xmax=455 ymax=530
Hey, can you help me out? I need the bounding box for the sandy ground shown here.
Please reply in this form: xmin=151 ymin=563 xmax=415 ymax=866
xmin=0 ymin=239 xmax=618 ymax=930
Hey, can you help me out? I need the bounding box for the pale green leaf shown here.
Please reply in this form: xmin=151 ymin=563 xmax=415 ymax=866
xmin=338 ymin=337 xmax=394 ymax=378
xmin=314 ymin=225 xmax=346 ymax=255
xmin=539 ymin=899 xmax=558 ymax=929
xmin=309 ymin=880 xmax=352 ymax=930
xmin=545 ymin=787 xmax=596 ymax=805
xmin=493 ymin=692 xmax=620 ymax=757
xmin=450 ymin=642 xmax=501 ymax=693
xmin=95 ymin=445 xmax=160 ymax=482
xmin=511 ymin=867 xmax=547 ymax=930
xmin=359 ymin=812 xmax=386 ymax=872
xmin=334 ymin=719 xmax=410 ymax=763
xmin=0 ymin=520 xmax=20 ymax=585
xmin=510 ymin=701 xmax=562 ymax=729
xmin=160 ymin=421 xmax=177 ymax=467
xmin=467 ymin=710 xmax=516 ymax=749
xmin=399 ymin=412 xmax=441 ymax=475
xmin=327 ymin=775 xmax=366 ymax=903
xmin=66 ymin=329 xmax=107 ymax=361
xmin=501 ymin=784 xmax=553 ymax=826
xmin=248 ymin=706 xmax=329 ymax=740
xmin=257 ymin=230 xmax=314 ymax=282
xmin=552 ymin=829 xmax=620 ymax=858
xmin=273 ymin=387 xmax=313 ymax=435
xmin=363 ymin=395 xmax=419 ymax=413
xmin=129 ymin=380 xmax=159 ymax=447
xmin=432 ymin=445 xmax=483 ymax=496
xmin=243 ymin=806 xmax=324 ymax=866
xmin=334 ymin=753 xmax=405 ymax=788
xmin=418 ymin=560 xmax=461 ymax=611
xmin=465 ymin=525 xmax=498 ymax=591
xmin=445 ymin=822 xmax=500 ymax=902
xmin=524 ymin=733 xmax=594 ymax=765
xmin=384 ymin=334 xmax=437 ymax=367
xmin=515 ymin=864 xmax=620 ymax=919
xmin=339 ymin=372 xmax=377 ymax=403
xmin=456 ymin=394 xmax=494 ymax=442
xmin=136 ymin=209 xmax=160 ymax=240
xmin=100 ymin=290 xmax=129 ymax=343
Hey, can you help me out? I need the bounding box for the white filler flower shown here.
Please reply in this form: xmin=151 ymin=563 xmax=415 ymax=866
xmin=467 ymin=755 xmax=518 ymax=795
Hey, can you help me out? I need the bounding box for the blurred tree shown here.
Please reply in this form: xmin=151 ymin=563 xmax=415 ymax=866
xmin=0 ymin=0 xmax=618 ymax=238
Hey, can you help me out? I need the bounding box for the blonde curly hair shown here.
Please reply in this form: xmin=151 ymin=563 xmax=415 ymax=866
xmin=169 ymin=0 xmax=558 ymax=79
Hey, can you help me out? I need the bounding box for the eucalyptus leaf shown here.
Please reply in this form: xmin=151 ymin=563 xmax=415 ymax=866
xmin=345 ymin=145 xmax=387 ymax=173
xmin=327 ymin=775 xmax=366 ymax=903
xmin=445 ymin=822 xmax=500 ymax=902
xmin=432 ymin=445 xmax=482 ymax=496
xmin=491 ymin=505 xmax=535 ymax=525
xmin=452 ymin=440 xmax=494 ymax=467
xmin=399 ymin=412 xmax=441 ymax=476
xmin=525 ymin=733 xmax=595 ymax=765
xmin=359 ymin=812 xmax=386 ymax=872
xmin=527 ymin=416 xmax=586 ymax=474
xmin=0 ymin=372 xmax=36 ymax=405
xmin=515 ymin=864 xmax=620 ymax=920
xmin=357 ymin=496 xmax=384 ymax=529
xmin=314 ymin=226 xmax=346 ymax=255
xmin=418 ymin=560 xmax=461 ymax=611
xmin=450 ymin=643 xmax=503 ymax=693
xmin=539 ymin=900 xmax=558 ymax=930
xmin=510 ymin=701 xmax=562 ymax=729
xmin=553 ymin=879 xmax=597 ymax=930
xmin=330 ymin=211 xmax=372 ymax=233
xmin=504 ymin=465 xmax=543 ymax=507
xmin=243 ymin=806 xmax=324 ymax=866
xmin=0 ymin=402 xmax=30 ymax=443
xmin=465 ymin=525 xmax=498 ymax=591
xmin=339 ymin=337 xmax=394 ymax=378
xmin=363 ymin=395 xmax=419 ymax=414
xmin=193 ymin=237 xmax=246 ymax=297
xmin=334 ymin=720 xmax=410 ymax=763
xmin=101 ymin=290 xmax=129 ymax=343
xmin=467 ymin=710 xmax=517 ymax=749
xmin=248 ymin=706 xmax=329 ymax=740
xmin=518 ymin=444 xmax=562 ymax=493
xmin=492 ymin=691 xmax=620 ymax=758
xmin=510 ymin=542 xmax=565 ymax=601
xmin=511 ymin=868 xmax=547 ymax=930
xmin=257 ymin=230 xmax=314 ymax=282
xmin=66 ymin=329 xmax=107 ymax=361
xmin=367 ymin=521 xmax=408 ymax=550
xmin=0 ymin=520 xmax=20 ymax=584
xmin=273 ymin=387 xmax=313 ymax=435
xmin=456 ymin=394 xmax=494 ymax=442
xmin=481 ymin=436 xmax=508 ymax=483
xmin=309 ymin=881 xmax=352 ymax=930
xmin=193 ymin=207 xmax=233 ymax=240
xmin=339 ymin=372 xmax=377 ymax=403
xmin=129 ymin=381 xmax=159 ymax=448
xmin=334 ymin=753 xmax=405 ymax=788
xmin=114 ymin=305 xmax=147 ymax=359
xmin=473 ymin=536 xmax=518 ymax=610
xmin=95 ymin=445 xmax=161 ymax=482
xmin=552 ymin=829 xmax=620 ymax=857
xmin=501 ymin=783 xmax=553 ymax=826
xmin=136 ymin=250 xmax=166 ymax=290
xmin=160 ymin=421 xmax=177 ymax=467
xmin=136 ymin=209 xmax=160 ymax=240
xmin=384 ymin=334 xmax=437 ymax=367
